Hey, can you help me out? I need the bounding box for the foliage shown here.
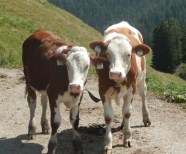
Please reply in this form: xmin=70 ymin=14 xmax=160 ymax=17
xmin=146 ymin=73 xmax=186 ymax=103
xmin=179 ymin=67 xmax=186 ymax=80
xmin=151 ymin=18 xmax=183 ymax=73
xmin=47 ymin=0 xmax=186 ymax=47
xmin=0 ymin=0 xmax=102 ymax=66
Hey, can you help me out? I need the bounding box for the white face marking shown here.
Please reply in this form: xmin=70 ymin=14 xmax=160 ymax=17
xmin=106 ymin=36 xmax=132 ymax=81
xmin=66 ymin=46 xmax=90 ymax=92
xmin=104 ymin=21 xmax=142 ymax=44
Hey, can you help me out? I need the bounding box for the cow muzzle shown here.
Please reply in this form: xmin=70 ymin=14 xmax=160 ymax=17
xmin=109 ymin=71 xmax=123 ymax=82
xmin=69 ymin=84 xmax=81 ymax=93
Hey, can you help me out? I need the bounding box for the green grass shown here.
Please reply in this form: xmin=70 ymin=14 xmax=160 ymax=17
xmin=0 ymin=0 xmax=102 ymax=66
xmin=146 ymin=72 xmax=186 ymax=103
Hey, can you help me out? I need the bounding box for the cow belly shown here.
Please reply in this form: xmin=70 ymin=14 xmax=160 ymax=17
xmin=58 ymin=91 xmax=80 ymax=109
xmin=30 ymin=86 xmax=48 ymax=95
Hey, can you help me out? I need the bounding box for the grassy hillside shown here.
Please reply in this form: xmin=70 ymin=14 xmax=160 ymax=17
xmin=0 ymin=0 xmax=102 ymax=66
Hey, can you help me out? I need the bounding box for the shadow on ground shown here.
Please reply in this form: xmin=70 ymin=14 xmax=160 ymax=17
xmin=0 ymin=134 xmax=44 ymax=154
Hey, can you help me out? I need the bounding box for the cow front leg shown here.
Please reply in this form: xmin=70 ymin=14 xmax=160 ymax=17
xmin=47 ymin=99 xmax=61 ymax=154
xmin=41 ymin=95 xmax=50 ymax=134
xmin=102 ymin=97 xmax=113 ymax=154
xmin=122 ymin=89 xmax=133 ymax=148
xmin=138 ymin=81 xmax=151 ymax=127
xmin=70 ymin=104 xmax=84 ymax=154
xmin=27 ymin=87 xmax=37 ymax=140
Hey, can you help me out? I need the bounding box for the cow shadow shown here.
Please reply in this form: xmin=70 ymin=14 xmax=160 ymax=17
xmin=56 ymin=123 xmax=145 ymax=153
xmin=0 ymin=124 xmax=144 ymax=154
xmin=56 ymin=125 xmax=105 ymax=154
xmin=0 ymin=134 xmax=44 ymax=154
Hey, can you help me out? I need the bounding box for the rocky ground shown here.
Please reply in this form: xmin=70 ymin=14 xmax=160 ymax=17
xmin=0 ymin=67 xmax=186 ymax=154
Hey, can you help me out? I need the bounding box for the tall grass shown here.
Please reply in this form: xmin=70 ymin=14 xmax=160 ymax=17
xmin=146 ymin=73 xmax=186 ymax=103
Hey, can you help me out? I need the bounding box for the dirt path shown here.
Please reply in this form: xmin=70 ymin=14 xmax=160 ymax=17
xmin=0 ymin=67 xmax=186 ymax=154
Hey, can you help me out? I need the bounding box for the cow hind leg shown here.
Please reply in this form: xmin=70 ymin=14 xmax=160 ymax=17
xmin=41 ymin=95 xmax=50 ymax=134
xmin=27 ymin=87 xmax=37 ymax=140
xmin=102 ymin=98 xmax=114 ymax=154
xmin=70 ymin=104 xmax=84 ymax=154
xmin=138 ymin=81 xmax=151 ymax=127
xmin=121 ymin=117 xmax=125 ymax=130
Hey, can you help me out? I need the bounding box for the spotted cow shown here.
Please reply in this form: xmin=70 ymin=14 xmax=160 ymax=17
xmin=22 ymin=30 xmax=90 ymax=154
xmin=89 ymin=21 xmax=151 ymax=153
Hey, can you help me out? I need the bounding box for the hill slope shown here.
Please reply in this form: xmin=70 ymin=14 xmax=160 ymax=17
xmin=0 ymin=0 xmax=102 ymax=66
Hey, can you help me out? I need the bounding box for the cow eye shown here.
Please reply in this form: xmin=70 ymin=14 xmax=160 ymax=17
xmin=84 ymin=65 xmax=88 ymax=71
xmin=127 ymin=54 xmax=131 ymax=57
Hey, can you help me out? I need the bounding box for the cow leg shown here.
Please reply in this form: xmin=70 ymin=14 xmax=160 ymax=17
xmin=122 ymin=87 xmax=133 ymax=148
xmin=27 ymin=87 xmax=37 ymax=140
xmin=138 ymin=81 xmax=151 ymax=127
xmin=121 ymin=117 xmax=125 ymax=130
xmin=70 ymin=103 xmax=84 ymax=154
xmin=102 ymin=97 xmax=113 ymax=154
xmin=47 ymin=99 xmax=61 ymax=154
xmin=41 ymin=95 xmax=50 ymax=134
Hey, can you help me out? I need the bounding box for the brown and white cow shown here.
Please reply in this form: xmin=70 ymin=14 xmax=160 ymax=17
xmin=89 ymin=21 xmax=151 ymax=153
xmin=22 ymin=30 xmax=90 ymax=154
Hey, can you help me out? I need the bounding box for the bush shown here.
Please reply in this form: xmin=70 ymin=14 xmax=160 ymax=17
xmin=179 ymin=68 xmax=186 ymax=80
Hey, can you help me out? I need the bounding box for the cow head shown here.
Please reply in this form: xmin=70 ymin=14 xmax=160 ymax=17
xmin=89 ymin=35 xmax=151 ymax=82
xmin=50 ymin=46 xmax=90 ymax=94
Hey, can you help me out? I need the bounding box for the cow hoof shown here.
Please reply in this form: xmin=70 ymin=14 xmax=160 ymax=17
xmin=103 ymin=147 xmax=112 ymax=154
xmin=123 ymin=140 xmax=133 ymax=148
xmin=41 ymin=121 xmax=50 ymax=134
xmin=143 ymin=119 xmax=151 ymax=127
xmin=28 ymin=126 xmax=36 ymax=140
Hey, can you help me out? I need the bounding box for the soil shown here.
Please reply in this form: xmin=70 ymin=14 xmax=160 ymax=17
xmin=0 ymin=67 xmax=186 ymax=154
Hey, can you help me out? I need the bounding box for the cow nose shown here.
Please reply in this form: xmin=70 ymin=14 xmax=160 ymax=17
xmin=109 ymin=72 xmax=122 ymax=80
xmin=69 ymin=84 xmax=81 ymax=93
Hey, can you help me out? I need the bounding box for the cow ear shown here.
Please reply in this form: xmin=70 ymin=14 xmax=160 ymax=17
xmin=89 ymin=40 xmax=110 ymax=55
xmin=133 ymin=44 xmax=151 ymax=56
xmin=89 ymin=54 xmax=109 ymax=67
xmin=49 ymin=53 xmax=67 ymax=65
